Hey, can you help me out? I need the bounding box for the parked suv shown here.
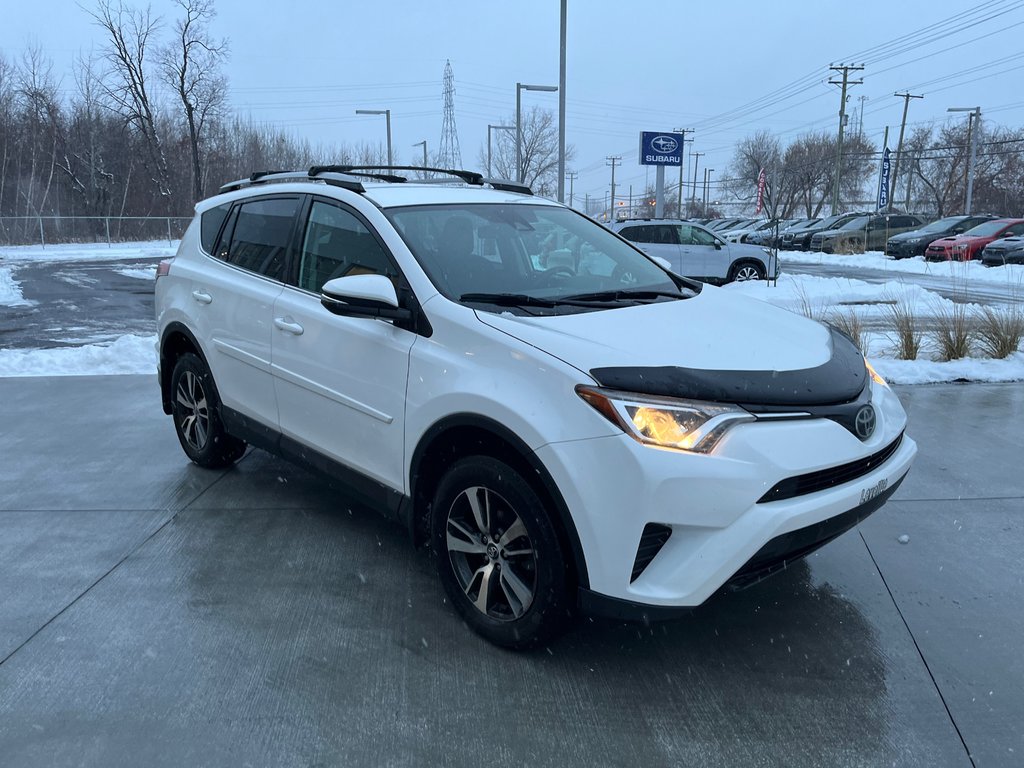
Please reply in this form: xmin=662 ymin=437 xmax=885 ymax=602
xmin=608 ymin=219 xmax=776 ymax=283
xmin=782 ymin=213 xmax=864 ymax=250
xmin=810 ymin=214 xmax=925 ymax=253
xmin=155 ymin=166 xmax=915 ymax=648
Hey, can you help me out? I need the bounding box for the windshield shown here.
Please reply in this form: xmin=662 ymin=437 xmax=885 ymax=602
xmin=917 ymin=216 xmax=965 ymax=234
xmin=816 ymin=215 xmax=843 ymax=229
xmin=964 ymin=220 xmax=1012 ymax=237
xmin=838 ymin=216 xmax=869 ymax=230
xmin=385 ymin=203 xmax=689 ymax=312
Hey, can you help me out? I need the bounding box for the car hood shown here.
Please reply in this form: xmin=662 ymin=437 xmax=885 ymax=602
xmin=477 ymin=286 xmax=834 ymax=376
xmin=476 ymin=288 xmax=866 ymax=405
xmin=889 ymin=229 xmax=940 ymax=242
xmin=985 ymin=236 xmax=1024 ymax=250
xmin=930 ymin=234 xmax=991 ymax=247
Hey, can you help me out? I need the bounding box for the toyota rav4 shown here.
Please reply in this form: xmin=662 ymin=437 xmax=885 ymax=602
xmin=155 ymin=165 xmax=916 ymax=648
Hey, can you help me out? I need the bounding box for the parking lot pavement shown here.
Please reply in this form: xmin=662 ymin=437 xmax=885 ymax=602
xmin=1 ymin=377 xmax=1019 ymax=767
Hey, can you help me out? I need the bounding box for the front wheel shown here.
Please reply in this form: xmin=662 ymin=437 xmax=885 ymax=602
xmin=431 ymin=456 xmax=570 ymax=649
xmin=170 ymin=353 xmax=247 ymax=468
xmin=729 ymin=262 xmax=766 ymax=282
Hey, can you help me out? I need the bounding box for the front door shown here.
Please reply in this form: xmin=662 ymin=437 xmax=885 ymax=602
xmin=271 ymin=199 xmax=416 ymax=493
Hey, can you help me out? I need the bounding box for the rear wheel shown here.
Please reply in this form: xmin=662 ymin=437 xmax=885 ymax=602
xmin=729 ymin=261 xmax=765 ymax=282
xmin=170 ymin=353 xmax=246 ymax=468
xmin=431 ymin=456 xmax=570 ymax=649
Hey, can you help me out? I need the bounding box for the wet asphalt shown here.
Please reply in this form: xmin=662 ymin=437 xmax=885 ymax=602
xmin=0 ymin=376 xmax=1021 ymax=767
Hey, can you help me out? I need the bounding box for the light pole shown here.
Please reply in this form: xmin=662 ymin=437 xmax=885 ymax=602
xmin=557 ymin=0 xmax=567 ymax=203
xmin=413 ymin=140 xmax=427 ymax=168
xmin=703 ymin=169 xmax=714 ymax=216
xmin=355 ymin=108 xmax=392 ymax=166
xmin=487 ymin=124 xmax=514 ymax=177
xmin=948 ymin=106 xmax=981 ymax=214
xmin=516 ymin=83 xmax=558 ymax=183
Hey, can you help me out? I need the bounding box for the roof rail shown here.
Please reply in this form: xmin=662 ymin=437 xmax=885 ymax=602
xmin=219 ymin=170 xmax=365 ymax=194
xmin=311 ymin=165 xmax=533 ymax=195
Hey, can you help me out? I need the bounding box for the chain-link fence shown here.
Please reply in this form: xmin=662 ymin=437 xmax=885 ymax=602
xmin=0 ymin=216 xmax=193 ymax=247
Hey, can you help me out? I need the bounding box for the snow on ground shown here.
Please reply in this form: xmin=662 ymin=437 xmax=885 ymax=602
xmin=0 ymin=266 xmax=32 ymax=306
xmin=115 ymin=266 xmax=158 ymax=280
xmin=0 ymin=334 xmax=156 ymax=376
xmin=0 ymin=240 xmax=178 ymax=264
xmin=0 ymin=242 xmax=1021 ymax=384
xmin=781 ymin=249 xmax=1024 ymax=291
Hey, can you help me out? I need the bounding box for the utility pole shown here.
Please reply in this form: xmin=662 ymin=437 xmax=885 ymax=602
xmin=606 ymin=156 xmax=621 ymax=221
xmin=948 ymin=106 xmax=982 ymax=214
xmin=565 ymin=170 xmax=578 ymax=208
xmin=584 ymin=193 xmax=590 ymax=217
xmin=674 ymin=128 xmax=694 ymax=217
xmin=829 ymin=64 xmax=864 ymax=213
xmin=703 ymin=168 xmax=714 ymax=216
xmin=690 ymin=151 xmax=705 ymax=215
xmin=890 ymin=92 xmax=923 ymax=211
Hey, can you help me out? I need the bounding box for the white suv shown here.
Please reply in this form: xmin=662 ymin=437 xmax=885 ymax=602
xmin=155 ymin=166 xmax=916 ymax=648
xmin=608 ymin=218 xmax=777 ymax=283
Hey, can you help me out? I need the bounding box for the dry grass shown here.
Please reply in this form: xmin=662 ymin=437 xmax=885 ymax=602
xmin=794 ymin=283 xmax=826 ymax=321
xmin=828 ymin=309 xmax=869 ymax=354
xmin=930 ymin=300 xmax=973 ymax=361
xmin=974 ymin=304 xmax=1024 ymax=359
xmin=884 ymin=302 xmax=923 ymax=360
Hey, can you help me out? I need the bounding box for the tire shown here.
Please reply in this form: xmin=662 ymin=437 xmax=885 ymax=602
xmin=431 ymin=456 xmax=570 ymax=649
xmin=729 ymin=261 xmax=765 ymax=283
xmin=170 ymin=353 xmax=247 ymax=468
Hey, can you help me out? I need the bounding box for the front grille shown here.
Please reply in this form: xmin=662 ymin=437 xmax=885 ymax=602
xmin=630 ymin=523 xmax=672 ymax=582
xmin=757 ymin=432 xmax=904 ymax=504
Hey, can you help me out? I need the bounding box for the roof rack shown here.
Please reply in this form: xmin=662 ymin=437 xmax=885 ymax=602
xmin=219 ymin=165 xmax=533 ymax=196
xmin=308 ymin=165 xmax=533 ymax=195
xmin=219 ymin=169 xmax=366 ymax=194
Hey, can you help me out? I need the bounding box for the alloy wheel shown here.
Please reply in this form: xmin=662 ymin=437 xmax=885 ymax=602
xmin=176 ymin=370 xmax=210 ymax=451
xmin=445 ymin=485 xmax=537 ymax=621
xmin=734 ymin=265 xmax=762 ymax=281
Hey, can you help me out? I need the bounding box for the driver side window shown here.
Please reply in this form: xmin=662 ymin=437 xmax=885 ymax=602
xmin=297 ymin=201 xmax=397 ymax=293
xmin=690 ymin=226 xmax=718 ymax=246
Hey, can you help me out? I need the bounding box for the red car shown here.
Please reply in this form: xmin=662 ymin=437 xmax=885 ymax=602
xmin=924 ymin=218 xmax=1024 ymax=261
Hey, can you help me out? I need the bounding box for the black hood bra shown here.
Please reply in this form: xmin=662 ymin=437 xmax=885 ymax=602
xmin=590 ymin=327 xmax=867 ymax=408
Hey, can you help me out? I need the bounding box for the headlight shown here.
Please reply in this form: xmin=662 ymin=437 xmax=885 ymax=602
xmin=865 ymin=359 xmax=888 ymax=388
xmin=576 ymin=386 xmax=754 ymax=453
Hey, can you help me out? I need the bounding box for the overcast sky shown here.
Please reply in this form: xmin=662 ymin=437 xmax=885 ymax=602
xmin=3 ymin=0 xmax=1023 ymax=206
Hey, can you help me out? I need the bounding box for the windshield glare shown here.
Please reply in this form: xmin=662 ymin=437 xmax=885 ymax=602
xmin=918 ymin=216 xmax=964 ymax=233
xmin=839 ymin=216 xmax=869 ymax=230
xmin=385 ymin=203 xmax=683 ymax=308
xmin=964 ymin=220 xmax=1011 ymax=237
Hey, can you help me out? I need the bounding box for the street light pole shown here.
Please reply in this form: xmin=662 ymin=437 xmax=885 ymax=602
xmin=557 ymin=0 xmax=567 ymax=203
xmin=487 ymin=124 xmax=514 ymax=177
xmin=949 ymin=106 xmax=981 ymax=214
xmin=516 ymin=83 xmax=558 ymax=183
xmin=413 ymin=140 xmax=427 ymax=168
xmin=355 ymin=109 xmax=392 ymax=166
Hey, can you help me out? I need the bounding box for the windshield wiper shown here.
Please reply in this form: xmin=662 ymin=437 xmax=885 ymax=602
xmin=561 ymin=288 xmax=687 ymax=302
xmin=459 ymin=292 xmax=620 ymax=308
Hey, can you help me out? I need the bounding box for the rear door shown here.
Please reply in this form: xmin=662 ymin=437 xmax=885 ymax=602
xmin=189 ymin=195 xmax=300 ymax=425
xmin=271 ymin=197 xmax=416 ymax=493
xmin=617 ymin=224 xmax=683 ymax=272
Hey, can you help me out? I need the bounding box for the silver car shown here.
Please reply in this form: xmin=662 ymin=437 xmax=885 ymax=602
xmin=609 ymin=219 xmax=777 ymax=283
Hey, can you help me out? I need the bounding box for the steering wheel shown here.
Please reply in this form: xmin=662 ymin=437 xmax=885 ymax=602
xmin=542 ymin=265 xmax=576 ymax=280
xmin=611 ymin=265 xmax=639 ymax=285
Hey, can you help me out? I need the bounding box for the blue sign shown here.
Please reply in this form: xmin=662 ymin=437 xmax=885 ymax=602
xmin=639 ymin=132 xmax=684 ymax=166
xmin=877 ymin=147 xmax=891 ymax=210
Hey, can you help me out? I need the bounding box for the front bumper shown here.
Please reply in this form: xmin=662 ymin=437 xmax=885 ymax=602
xmin=538 ymin=384 xmax=916 ymax=612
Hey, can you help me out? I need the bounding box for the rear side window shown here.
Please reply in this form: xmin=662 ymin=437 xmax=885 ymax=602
xmin=199 ymin=203 xmax=231 ymax=254
xmin=223 ymin=197 xmax=301 ymax=280
xmin=619 ymin=225 xmax=678 ymax=244
xmin=296 ymin=201 xmax=397 ymax=293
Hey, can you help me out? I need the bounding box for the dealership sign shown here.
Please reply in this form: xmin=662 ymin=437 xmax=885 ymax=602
xmin=639 ymin=132 xmax=684 ymax=166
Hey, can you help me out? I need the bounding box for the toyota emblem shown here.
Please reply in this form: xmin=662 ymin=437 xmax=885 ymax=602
xmin=854 ymin=405 xmax=876 ymax=440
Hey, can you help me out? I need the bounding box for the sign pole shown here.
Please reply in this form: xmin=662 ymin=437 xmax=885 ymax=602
xmin=654 ymin=165 xmax=666 ymax=218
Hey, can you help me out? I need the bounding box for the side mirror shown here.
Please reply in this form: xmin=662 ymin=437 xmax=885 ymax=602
xmin=321 ymin=273 xmax=412 ymax=322
xmin=651 ymin=255 xmax=672 ymax=270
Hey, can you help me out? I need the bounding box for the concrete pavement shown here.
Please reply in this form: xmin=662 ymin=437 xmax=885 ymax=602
xmin=0 ymin=376 xmax=1020 ymax=767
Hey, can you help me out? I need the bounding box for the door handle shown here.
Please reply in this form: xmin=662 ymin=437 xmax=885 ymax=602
xmin=191 ymin=290 xmax=213 ymax=304
xmin=274 ymin=317 xmax=304 ymax=335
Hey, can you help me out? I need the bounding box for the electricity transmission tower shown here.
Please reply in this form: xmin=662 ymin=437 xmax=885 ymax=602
xmin=437 ymin=60 xmax=462 ymax=169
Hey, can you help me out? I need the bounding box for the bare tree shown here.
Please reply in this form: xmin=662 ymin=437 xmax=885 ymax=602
xmin=159 ymin=0 xmax=227 ymax=201
xmin=478 ymin=107 xmax=574 ymax=197
xmin=89 ymin=0 xmax=172 ymax=201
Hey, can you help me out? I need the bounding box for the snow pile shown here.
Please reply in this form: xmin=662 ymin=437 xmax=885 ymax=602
xmin=0 ymin=334 xmax=157 ymax=377
xmin=115 ymin=267 xmax=158 ymax=280
xmin=781 ymin=249 xmax=1024 ymax=289
xmin=0 ymin=240 xmax=178 ymax=264
xmin=0 ymin=266 xmax=31 ymax=306
xmin=871 ymin=353 xmax=1024 ymax=385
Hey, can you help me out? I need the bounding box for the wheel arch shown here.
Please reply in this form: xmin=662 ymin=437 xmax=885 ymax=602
xmin=728 ymin=258 xmax=766 ymax=282
xmin=159 ymin=322 xmax=208 ymax=415
xmin=408 ymin=413 xmax=590 ymax=590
